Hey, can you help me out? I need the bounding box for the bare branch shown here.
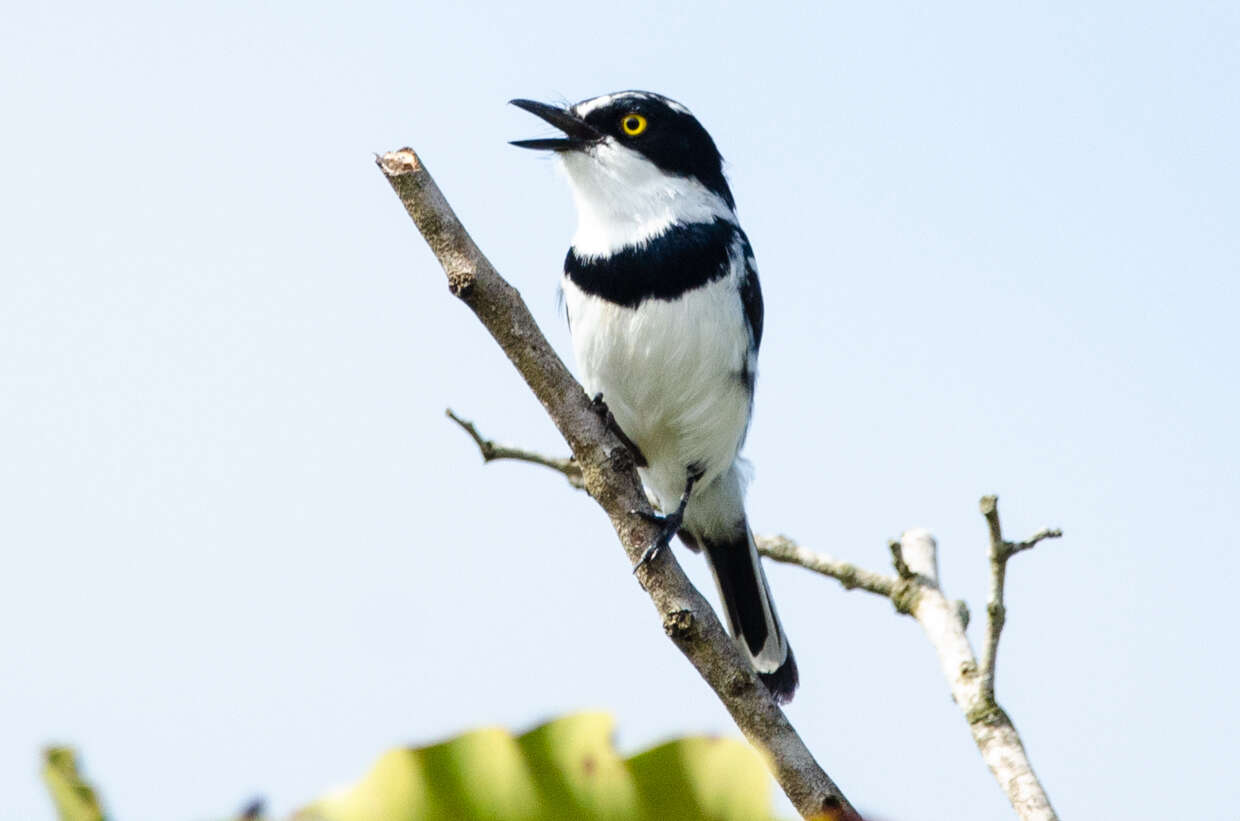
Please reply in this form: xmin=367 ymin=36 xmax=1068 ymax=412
xmin=442 ymin=416 xmax=898 ymax=599
xmin=781 ymin=525 xmax=1060 ymax=821
xmin=979 ymin=495 xmax=1063 ymax=701
xmin=900 ymin=526 xmax=1059 ymax=821
xmin=1012 ymin=527 xmax=1064 ymax=555
xmin=757 ymin=535 xmax=897 ymax=598
xmin=379 ymin=148 xmax=857 ymax=820
xmin=439 ymin=415 xmax=1063 ymax=820
xmin=446 ymin=408 xmax=584 ymax=489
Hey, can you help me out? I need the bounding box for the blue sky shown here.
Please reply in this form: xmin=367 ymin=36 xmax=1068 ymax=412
xmin=2 ymin=2 xmax=1237 ymax=819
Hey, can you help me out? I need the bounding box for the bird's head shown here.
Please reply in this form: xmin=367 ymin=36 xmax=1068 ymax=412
xmin=511 ymin=91 xmax=736 ymax=255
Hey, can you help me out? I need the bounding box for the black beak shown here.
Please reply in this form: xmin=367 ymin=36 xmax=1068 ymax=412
xmin=509 ymin=99 xmax=603 ymax=151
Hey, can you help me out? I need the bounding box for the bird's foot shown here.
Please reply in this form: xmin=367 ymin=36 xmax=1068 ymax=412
xmin=590 ymin=393 xmax=647 ymax=467
xmin=630 ymin=507 xmax=685 ymax=572
xmin=631 ymin=471 xmax=700 ymax=573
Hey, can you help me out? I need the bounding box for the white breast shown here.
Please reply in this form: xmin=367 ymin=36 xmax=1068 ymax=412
xmin=562 ymin=271 xmax=752 ymax=513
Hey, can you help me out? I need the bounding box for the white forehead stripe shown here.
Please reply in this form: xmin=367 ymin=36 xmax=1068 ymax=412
xmin=573 ymin=91 xmax=692 ymax=117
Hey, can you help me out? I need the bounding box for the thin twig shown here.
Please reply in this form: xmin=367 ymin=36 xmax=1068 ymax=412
xmin=757 ymin=535 xmax=897 ymax=597
xmin=446 ymin=409 xmax=584 ymax=489
xmin=443 ymin=416 xmax=902 ymax=601
xmin=980 ymin=494 xmax=1007 ymax=701
xmin=444 ymin=416 xmax=897 ymax=598
xmin=803 ymin=521 xmax=1059 ymax=821
xmin=379 ymin=148 xmax=858 ymax=820
xmin=979 ymin=495 xmax=1062 ymax=701
xmin=1012 ymin=527 xmax=1064 ymax=555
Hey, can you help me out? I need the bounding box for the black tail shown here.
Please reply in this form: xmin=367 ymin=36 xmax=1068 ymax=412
xmin=701 ymin=527 xmax=798 ymax=703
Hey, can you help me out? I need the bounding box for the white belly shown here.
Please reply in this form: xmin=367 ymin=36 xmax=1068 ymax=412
xmin=562 ymin=276 xmax=752 ymax=512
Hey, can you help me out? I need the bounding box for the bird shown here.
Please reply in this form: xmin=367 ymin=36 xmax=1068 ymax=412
xmin=510 ymin=91 xmax=797 ymax=703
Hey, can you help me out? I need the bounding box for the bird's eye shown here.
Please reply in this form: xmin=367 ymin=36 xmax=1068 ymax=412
xmin=621 ymin=113 xmax=648 ymax=136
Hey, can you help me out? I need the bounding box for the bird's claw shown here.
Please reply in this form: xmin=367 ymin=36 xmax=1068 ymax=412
xmin=631 ymin=507 xmax=684 ymax=573
xmin=629 ymin=470 xmax=700 ymax=574
xmin=628 ymin=508 xmax=664 ymax=525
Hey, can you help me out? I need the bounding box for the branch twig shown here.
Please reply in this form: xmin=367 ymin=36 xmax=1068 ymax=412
xmin=767 ymin=519 xmax=1060 ymax=821
xmin=979 ymin=495 xmax=1063 ymax=701
xmin=378 ymin=148 xmax=857 ymax=820
xmin=890 ymin=525 xmax=1059 ymax=821
xmin=437 ymin=417 xmax=1061 ymax=821
xmin=446 ymin=408 xmax=584 ymax=489
xmin=757 ymin=535 xmax=897 ymax=598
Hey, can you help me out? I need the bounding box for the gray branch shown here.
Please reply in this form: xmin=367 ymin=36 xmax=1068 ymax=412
xmin=441 ymin=416 xmax=1062 ymax=821
xmin=979 ymin=495 xmax=1063 ymax=701
xmin=446 ymin=408 xmax=585 ymax=489
xmin=378 ymin=148 xmax=858 ymax=820
xmin=889 ymin=526 xmax=1059 ymax=821
xmin=757 ymin=535 xmax=897 ymax=598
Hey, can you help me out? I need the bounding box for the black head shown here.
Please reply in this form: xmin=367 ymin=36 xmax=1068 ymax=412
xmin=511 ymin=91 xmax=734 ymax=208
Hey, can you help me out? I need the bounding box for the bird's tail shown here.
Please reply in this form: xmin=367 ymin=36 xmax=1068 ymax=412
xmin=701 ymin=526 xmax=798 ymax=703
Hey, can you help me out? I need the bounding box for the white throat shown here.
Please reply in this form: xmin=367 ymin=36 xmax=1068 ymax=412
xmin=558 ymin=140 xmax=735 ymax=258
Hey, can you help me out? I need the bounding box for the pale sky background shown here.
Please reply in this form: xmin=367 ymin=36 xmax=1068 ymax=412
xmin=3 ymin=2 xmax=1238 ymax=820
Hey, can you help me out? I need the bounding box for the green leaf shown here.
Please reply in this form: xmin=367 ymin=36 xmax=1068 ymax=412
xmin=295 ymin=712 xmax=777 ymax=821
xmin=628 ymin=734 xmax=774 ymax=821
xmin=42 ymin=747 xmax=106 ymax=821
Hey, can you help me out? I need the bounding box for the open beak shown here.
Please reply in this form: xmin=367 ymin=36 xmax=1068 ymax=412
xmin=509 ymin=99 xmax=603 ymax=151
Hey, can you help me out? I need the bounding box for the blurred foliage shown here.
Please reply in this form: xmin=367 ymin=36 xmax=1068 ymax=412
xmin=42 ymin=747 xmax=106 ymax=821
xmin=295 ymin=712 xmax=777 ymax=821
xmin=44 ymin=713 xmax=779 ymax=821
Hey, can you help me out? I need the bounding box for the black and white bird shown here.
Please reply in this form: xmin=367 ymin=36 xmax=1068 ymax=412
xmin=511 ymin=91 xmax=797 ymax=703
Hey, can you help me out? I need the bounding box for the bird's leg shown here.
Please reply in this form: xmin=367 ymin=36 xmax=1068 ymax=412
xmin=631 ymin=469 xmax=701 ymax=572
xmin=590 ymin=392 xmax=647 ymax=467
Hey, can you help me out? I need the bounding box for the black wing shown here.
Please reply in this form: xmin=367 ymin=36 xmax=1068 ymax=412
xmin=738 ymin=234 xmax=764 ymax=352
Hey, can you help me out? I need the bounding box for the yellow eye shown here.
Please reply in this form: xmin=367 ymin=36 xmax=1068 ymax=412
xmin=621 ymin=113 xmax=647 ymax=136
